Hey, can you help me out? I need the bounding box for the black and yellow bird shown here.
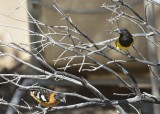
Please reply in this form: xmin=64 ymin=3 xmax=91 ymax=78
xmin=30 ymin=89 xmax=66 ymax=108
xmin=115 ymin=28 xmax=134 ymax=50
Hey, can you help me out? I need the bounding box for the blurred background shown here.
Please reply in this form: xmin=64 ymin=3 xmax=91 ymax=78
xmin=0 ymin=0 xmax=160 ymax=114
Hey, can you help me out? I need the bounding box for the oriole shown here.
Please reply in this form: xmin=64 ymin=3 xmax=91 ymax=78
xmin=115 ymin=28 xmax=134 ymax=50
xmin=30 ymin=89 xmax=66 ymax=107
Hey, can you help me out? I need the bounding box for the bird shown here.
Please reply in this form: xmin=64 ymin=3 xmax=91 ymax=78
xmin=115 ymin=28 xmax=134 ymax=50
xmin=29 ymin=89 xmax=66 ymax=108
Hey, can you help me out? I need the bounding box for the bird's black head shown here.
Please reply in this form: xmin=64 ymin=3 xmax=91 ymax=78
xmin=115 ymin=28 xmax=130 ymax=34
xmin=55 ymin=93 xmax=66 ymax=103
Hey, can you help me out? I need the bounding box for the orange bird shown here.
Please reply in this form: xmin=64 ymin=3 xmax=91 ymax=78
xmin=30 ymin=89 xmax=66 ymax=107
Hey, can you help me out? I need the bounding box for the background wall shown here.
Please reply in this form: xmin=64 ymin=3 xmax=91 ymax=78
xmin=0 ymin=0 xmax=29 ymax=71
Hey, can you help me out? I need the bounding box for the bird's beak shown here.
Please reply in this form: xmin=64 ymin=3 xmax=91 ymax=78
xmin=60 ymin=97 xmax=66 ymax=103
xmin=114 ymin=29 xmax=121 ymax=33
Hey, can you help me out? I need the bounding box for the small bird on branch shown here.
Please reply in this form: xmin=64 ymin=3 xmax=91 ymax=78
xmin=29 ymin=88 xmax=66 ymax=108
xmin=18 ymin=88 xmax=66 ymax=108
xmin=115 ymin=28 xmax=134 ymax=50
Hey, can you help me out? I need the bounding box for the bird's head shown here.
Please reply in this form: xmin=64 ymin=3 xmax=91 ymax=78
xmin=55 ymin=93 xmax=66 ymax=103
xmin=114 ymin=28 xmax=129 ymax=35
